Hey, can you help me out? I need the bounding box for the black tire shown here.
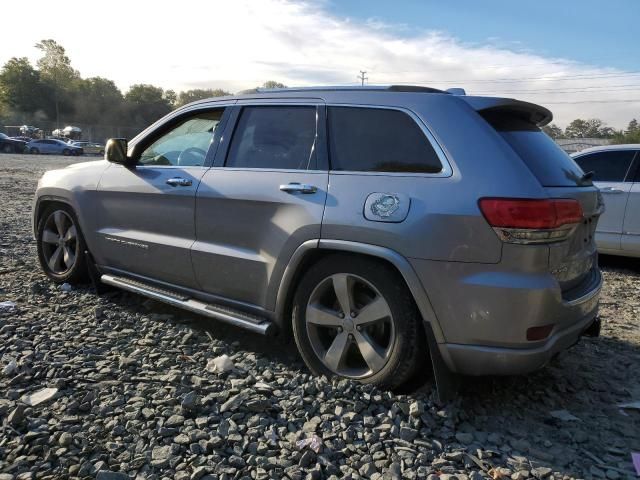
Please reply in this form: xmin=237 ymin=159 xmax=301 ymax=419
xmin=2 ymin=143 xmax=12 ymax=153
xmin=36 ymin=204 xmax=89 ymax=284
xmin=30 ymin=147 xmax=39 ymax=154
xmin=62 ymin=149 xmax=70 ymax=156
xmin=292 ymin=254 xmax=423 ymax=390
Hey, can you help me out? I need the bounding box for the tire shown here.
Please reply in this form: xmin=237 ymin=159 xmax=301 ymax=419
xmin=30 ymin=147 xmax=39 ymax=154
xmin=292 ymin=254 xmax=423 ymax=390
xmin=70 ymin=150 xmax=79 ymax=156
xmin=99 ymin=150 xmax=105 ymax=156
xmin=36 ymin=204 xmax=89 ymax=284
xmin=2 ymin=144 xmax=12 ymax=153
xmin=62 ymin=149 xmax=70 ymax=156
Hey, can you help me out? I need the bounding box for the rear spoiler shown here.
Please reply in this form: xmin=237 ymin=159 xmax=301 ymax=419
xmin=461 ymin=96 xmax=553 ymax=127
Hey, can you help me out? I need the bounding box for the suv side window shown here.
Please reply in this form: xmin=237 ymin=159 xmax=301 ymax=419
xmin=225 ymin=106 xmax=318 ymax=170
xmin=328 ymin=106 xmax=443 ymax=173
xmin=574 ymin=150 xmax=636 ymax=182
xmin=138 ymin=109 xmax=224 ymax=167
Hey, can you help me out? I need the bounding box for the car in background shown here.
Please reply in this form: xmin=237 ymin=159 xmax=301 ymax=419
xmin=0 ymin=133 xmax=27 ymax=153
xmin=71 ymin=141 xmax=105 ymax=155
xmin=27 ymin=139 xmax=84 ymax=156
xmin=572 ymin=144 xmax=640 ymax=257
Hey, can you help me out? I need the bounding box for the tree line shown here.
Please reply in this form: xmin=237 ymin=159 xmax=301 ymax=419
xmin=0 ymin=39 xmax=285 ymax=135
xmin=543 ymin=118 xmax=640 ymax=144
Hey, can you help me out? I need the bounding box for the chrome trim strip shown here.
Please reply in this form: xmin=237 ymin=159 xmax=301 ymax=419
xmin=563 ymin=270 xmax=603 ymax=307
xmin=101 ymin=274 xmax=273 ymax=335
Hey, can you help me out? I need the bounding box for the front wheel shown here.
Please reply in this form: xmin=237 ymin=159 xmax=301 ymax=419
xmin=36 ymin=205 xmax=88 ymax=284
xmin=62 ymin=149 xmax=70 ymax=156
xmin=2 ymin=144 xmax=12 ymax=153
xmin=292 ymin=255 xmax=423 ymax=390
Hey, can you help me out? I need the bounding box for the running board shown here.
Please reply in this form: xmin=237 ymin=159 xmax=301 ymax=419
xmin=101 ymin=274 xmax=274 ymax=335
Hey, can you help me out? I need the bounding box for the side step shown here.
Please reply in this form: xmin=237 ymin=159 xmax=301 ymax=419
xmin=101 ymin=274 xmax=274 ymax=335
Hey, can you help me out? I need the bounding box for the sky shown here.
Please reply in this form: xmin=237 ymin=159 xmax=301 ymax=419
xmin=1 ymin=0 xmax=639 ymax=129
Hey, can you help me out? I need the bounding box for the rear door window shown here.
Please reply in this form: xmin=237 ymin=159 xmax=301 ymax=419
xmin=327 ymin=107 xmax=443 ymax=173
xmin=574 ymin=150 xmax=637 ymax=183
xmin=483 ymin=112 xmax=588 ymax=187
xmin=225 ymin=106 xmax=318 ymax=170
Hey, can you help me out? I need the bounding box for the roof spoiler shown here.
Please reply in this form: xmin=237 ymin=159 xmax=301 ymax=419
xmin=461 ymin=96 xmax=553 ymax=126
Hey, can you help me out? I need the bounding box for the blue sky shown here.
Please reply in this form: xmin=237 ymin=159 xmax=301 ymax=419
xmin=327 ymin=0 xmax=640 ymax=71
xmin=1 ymin=0 xmax=639 ymax=127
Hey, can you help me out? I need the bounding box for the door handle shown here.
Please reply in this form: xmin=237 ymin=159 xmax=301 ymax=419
xmin=279 ymin=182 xmax=317 ymax=194
xmin=599 ymin=187 xmax=623 ymax=194
xmin=166 ymin=177 xmax=192 ymax=187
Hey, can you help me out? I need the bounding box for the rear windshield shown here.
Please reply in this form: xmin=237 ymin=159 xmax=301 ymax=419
xmin=482 ymin=111 xmax=590 ymax=187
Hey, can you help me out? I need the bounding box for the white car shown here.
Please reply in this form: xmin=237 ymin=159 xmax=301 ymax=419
xmin=572 ymin=144 xmax=640 ymax=257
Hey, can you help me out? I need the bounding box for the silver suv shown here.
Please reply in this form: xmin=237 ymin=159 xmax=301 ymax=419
xmin=32 ymin=86 xmax=603 ymax=391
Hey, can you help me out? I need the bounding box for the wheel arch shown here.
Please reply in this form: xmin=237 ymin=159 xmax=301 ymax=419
xmin=275 ymin=239 xmax=447 ymax=345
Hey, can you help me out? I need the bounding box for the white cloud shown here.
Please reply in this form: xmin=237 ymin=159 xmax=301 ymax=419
xmin=1 ymin=0 xmax=638 ymax=128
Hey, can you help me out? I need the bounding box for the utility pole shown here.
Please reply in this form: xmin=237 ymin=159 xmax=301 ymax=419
xmin=358 ymin=70 xmax=368 ymax=86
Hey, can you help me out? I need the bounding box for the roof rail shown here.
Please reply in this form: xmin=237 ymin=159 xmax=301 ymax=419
xmin=255 ymin=85 xmax=447 ymax=94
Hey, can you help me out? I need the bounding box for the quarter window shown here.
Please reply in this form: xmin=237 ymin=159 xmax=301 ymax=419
xmin=328 ymin=107 xmax=443 ymax=173
xmin=574 ymin=150 xmax=636 ymax=182
xmin=138 ymin=109 xmax=224 ymax=167
xmin=225 ymin=106 xmax=318 ymax=170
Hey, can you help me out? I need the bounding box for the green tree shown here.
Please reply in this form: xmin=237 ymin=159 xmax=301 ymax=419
xmin=626 ymin=119 xmax=639 ymax=135
xmin=176 ymin=88 xmax=230 ymax=107
xmin=74 ymin=77 xmax=124 ymax=124
xmin=542 ymin=123 xmax=563 ymax=139
xmin=35 ymin=39 xmax=79 ymax=127
xmin=262 ymin=80 xmax=286 ymax=89
xmin=564 ymin=118 xmax=614 ymax=139
xmin=0 ymin=57 xmax=49 ymax=114
xmin=124 ymin=84 xmax=172 ymax=125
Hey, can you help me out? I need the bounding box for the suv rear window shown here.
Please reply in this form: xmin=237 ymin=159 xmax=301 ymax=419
xmin=328 ymin=107 xmax=443 ymax=173
xmin=482 ymin=111 xmax=589 ymax=187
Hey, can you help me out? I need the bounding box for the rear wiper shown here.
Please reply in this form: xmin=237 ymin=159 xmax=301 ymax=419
xmin=581 ymin=171 xmax=594 ymax=183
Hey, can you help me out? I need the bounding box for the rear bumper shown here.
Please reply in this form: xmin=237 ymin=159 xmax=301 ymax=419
xmin=410 ymin=253 xmax=602 ymax=375
xmin=439 ymin=311 xmax=599 ymax=375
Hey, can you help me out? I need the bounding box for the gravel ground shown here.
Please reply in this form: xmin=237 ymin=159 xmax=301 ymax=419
xmin=0 ymin=154 xmax=639 ymax=480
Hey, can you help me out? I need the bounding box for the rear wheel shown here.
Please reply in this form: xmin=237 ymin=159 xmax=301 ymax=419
xmin=30 ymin=147 xmax=39 ymax=154
xmin=36 ymin=205 xmax=88 ymax=284
xmin=292 ymin=255 xmax=422 ymax=390
xmin=2 ymin=144 xmax=12 ymax=153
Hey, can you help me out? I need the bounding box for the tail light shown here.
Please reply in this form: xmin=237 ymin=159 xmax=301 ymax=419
xmin=479 ymin=198 xmax=583 ymax=244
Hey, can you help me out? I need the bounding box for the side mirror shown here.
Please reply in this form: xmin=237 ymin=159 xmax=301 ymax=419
xmin=105 ymin=138 xmax=131 ymax=165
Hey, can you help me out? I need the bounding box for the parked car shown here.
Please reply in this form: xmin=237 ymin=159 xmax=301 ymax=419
xmin=572 ymin=144 xmax=640 ymax=257
xmin=71 ymin=141 xmax=105 ymax=155
xmin=27 ymin=139 xmax=83 ymax=156
xmin=31 ymin=86 xmax=603 ymax=392
xmin=0 ymin=132 xmax=27 ymax=153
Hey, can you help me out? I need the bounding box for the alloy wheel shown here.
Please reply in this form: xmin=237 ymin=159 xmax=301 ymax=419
xmin=40 ymin=210 xmax=79 ymax=274
xmin=305 ymin=273 xmax=395 ymax=379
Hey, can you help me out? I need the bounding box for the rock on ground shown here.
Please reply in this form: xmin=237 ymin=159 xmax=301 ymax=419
xmin=0 ymin=154 xmax=638 ymax=479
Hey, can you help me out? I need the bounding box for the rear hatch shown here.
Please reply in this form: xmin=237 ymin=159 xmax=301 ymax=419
xmin=472 ymin=99 xmax=602 ymax=297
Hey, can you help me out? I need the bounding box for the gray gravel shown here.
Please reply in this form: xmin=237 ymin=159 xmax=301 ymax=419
xmin=1 ymin=154 xmax=639 ymax=480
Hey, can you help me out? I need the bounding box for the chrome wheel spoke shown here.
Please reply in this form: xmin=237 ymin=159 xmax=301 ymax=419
xmin=42 ymin=229 xmax=59 ymax=244
xmin=307 ymin=304 xmax=343 ymax=327
xmin=48 ymin=246 xmax=63 ymax=272
xmin=324 ymin=332 xmax=349 ymax=372
xmin=354 ymin=296 xmax=390 ymax=326
xmin=53 ymin=211 xmax=66 ymax=237
xmin=64 ymin=225 xmax=77 ymax=243
xmin=332 ymin=274 xmax=352 ymax=315
xmin=354 ymin=331 xmax=386 ymax=373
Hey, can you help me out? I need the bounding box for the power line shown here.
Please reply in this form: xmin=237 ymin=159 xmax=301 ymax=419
xmin=358 ymin=70 xmax=368 ymax=86
xmin=384 ymin=71 xmax=640 ymax=84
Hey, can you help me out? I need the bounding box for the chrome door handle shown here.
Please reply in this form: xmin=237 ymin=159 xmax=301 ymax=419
xmin=166 ymin=177 xmax=192 ymax=187
xmin=600 ymin=187 xmax=623 ymax=194
xmin=279 ymin=182 xmax=317 ymax=194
